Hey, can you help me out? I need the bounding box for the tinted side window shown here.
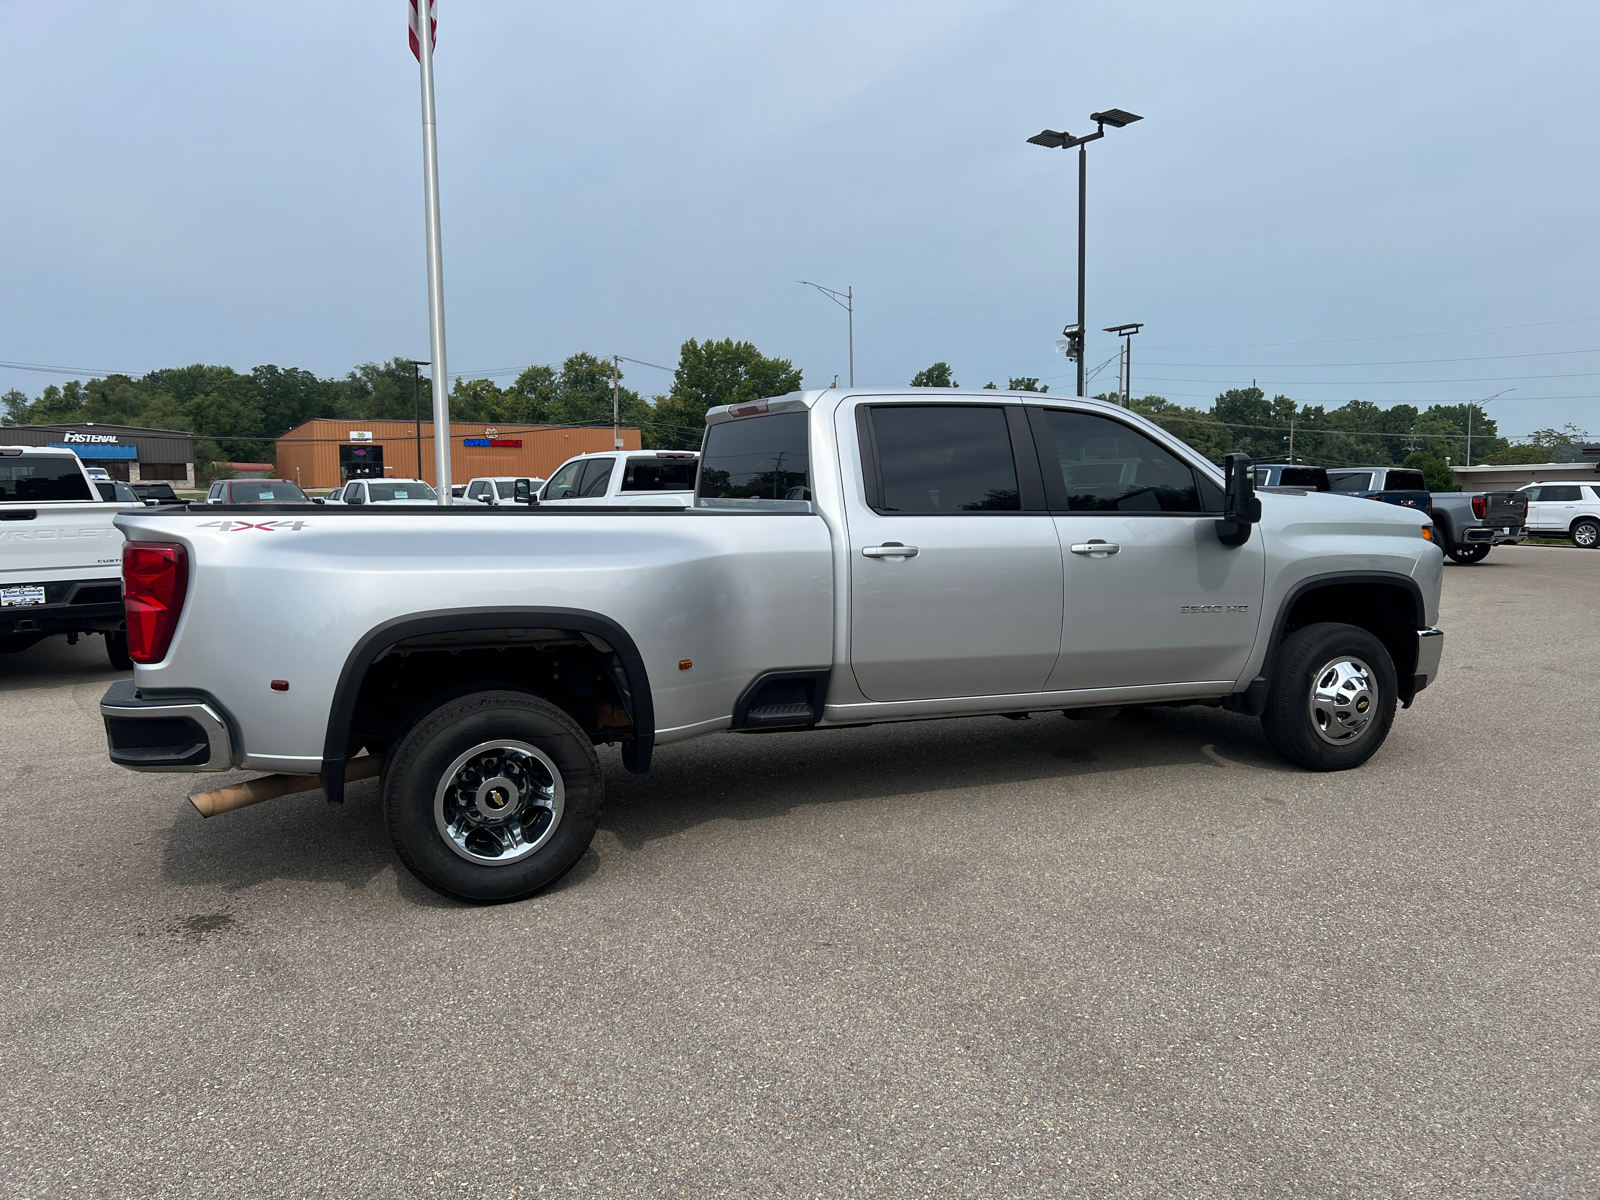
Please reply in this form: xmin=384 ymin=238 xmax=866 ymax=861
xmin=1521 ymin=487 xmax=1541 ymax=501
xmin=621 ymin=458 xmax=697 ymax=492
xmin=544 ymin=461 xmax=583 ymax=500
xmin=698 ymin=412 xmax=811 ymax=501
xmin=578 ymin=459 xmax=614 ymax=498
xmin=1329 ymin=472 xmax=1373 ymax=492
xmin=1279 ymin=467 xmax=1330 ymax=491
xmin=1038 ymin=410 xmax=1200 ymax=512
xmin=1385 ymin=470 xmax=1427 ymax=491
xmin=467 ymin=481 xmax=486 ymax=499
xmin=1545 ymin=485 xmax=1581 ymax=501
xmin=866 ymin=406 xmax=1019 ymax=513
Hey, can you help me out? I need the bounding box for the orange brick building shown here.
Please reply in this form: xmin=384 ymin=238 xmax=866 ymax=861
xmin=275 ymin=419 xmax=641 ymax=490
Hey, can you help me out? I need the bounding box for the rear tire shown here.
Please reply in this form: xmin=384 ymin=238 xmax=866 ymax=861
xmin=1446 ymin=543 xmax=1490 ymax=564
xmin=382 ymin=690 xmax=602 ymax=904
xmin=1261 ymin=622 xmax=1397 ymax=772
xmin=105 ymin=630 xmax=133 ymax=671
xmin=1572 ymin=519 xmax=1600 ymax=549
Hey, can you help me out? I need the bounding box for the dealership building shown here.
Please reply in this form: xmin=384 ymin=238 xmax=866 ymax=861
xmin=275 ymin=419 xmax=641 ymax=490
xmin=0 ymin=422 xmax=195 ymax=486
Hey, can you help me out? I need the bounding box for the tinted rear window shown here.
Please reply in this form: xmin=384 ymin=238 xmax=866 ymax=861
xmin=0 ymin=455 xmax=93 ymax=502
xmin=698 ymin=412 xmax=810 ymax=501
xmin=1384 ymin=470 xmax=1427 ymax=491
xmin=1278 ymin=467 xmax=1330 ymax=490
xmin=621 ymin=458 xmax=697 ymax=492
xmin=1329 ymin=472 xmax=1373 ymax=492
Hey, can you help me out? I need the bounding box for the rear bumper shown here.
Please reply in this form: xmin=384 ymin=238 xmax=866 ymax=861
xmin=100 ymin=679 xmax=235 ymax=772
xmin=0 ymin=577 xmax=123 ymax=637
xmin=1460 ymin=525 xmax=1526 ymax=545
xmin=1412 ymin=627 xmax=1444 ymax=695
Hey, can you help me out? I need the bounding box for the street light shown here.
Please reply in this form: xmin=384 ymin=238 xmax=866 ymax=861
xmin=1103 ymin=322 xmax=1143 ymax=407
xmin=799 ymin=281 xmax=853 ymax=386
xmin=1027 ymin=108 xmax=1143 ymax=396
xmin=1467 ymin=387 xmax=1516 ymax=467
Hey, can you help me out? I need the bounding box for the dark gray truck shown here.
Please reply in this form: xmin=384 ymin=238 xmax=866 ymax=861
xmin=1427 ymin=491 xmax=1529 ymax=564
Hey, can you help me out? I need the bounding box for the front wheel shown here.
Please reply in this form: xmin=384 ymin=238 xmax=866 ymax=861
xmin=1261 ymin=622 xmax=1397 ymax=771
xmin=1446 ymin=543 xmax=1490 ymax=564
xmin=1572 ymin=519 xmax=1600 ymax=549
xmin=382 ymin=690 xmax=603 ymax=903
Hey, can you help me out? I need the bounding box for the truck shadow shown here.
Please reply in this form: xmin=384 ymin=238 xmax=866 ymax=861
xmin=596 ymin=705 xmax=1284 ymax=853
xmin=155 ymin=706 xmax=1284 ymax=905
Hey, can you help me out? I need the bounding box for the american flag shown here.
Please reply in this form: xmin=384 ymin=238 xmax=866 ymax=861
xmin=408 ymin=0 xmax=437 ymax=61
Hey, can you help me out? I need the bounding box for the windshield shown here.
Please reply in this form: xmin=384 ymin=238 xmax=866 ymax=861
xmin=697 ymin=412 xmax=810 ymax=501
xmin=233 ymin=482 xmax=309 ymax=503
xmin=494 ymin=481 xmax=516 ymax=498
xmin=369 ymin=482 xmax=436 ymax=502
xmin=0 ymin=454 xmax=93 ymax=502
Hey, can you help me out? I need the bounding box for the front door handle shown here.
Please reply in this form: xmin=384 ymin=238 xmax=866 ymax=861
xmin=862 ymin=543 xmax=919 ymax=559
xmin=1069 ymin=541 xmax=1120 ymax=557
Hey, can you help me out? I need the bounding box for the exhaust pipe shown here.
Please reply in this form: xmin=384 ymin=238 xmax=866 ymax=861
xmin=189 ymin=756 xmax=382 ymax=819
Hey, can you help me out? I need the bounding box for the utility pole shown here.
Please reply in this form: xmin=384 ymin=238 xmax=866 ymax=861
xmin=1103 ymin=323 xmax=1142 ymax=407
xmin=1467 ymin=387 xmax=1517 ymax=467
xmin=611 ymin=355 xmax=622 ymax=450
xmin=409 ymin=360 xmax=429 ymax=480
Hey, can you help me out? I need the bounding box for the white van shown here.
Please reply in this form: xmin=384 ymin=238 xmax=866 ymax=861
xmin=539 ymin=451 xmax=698 ymax=507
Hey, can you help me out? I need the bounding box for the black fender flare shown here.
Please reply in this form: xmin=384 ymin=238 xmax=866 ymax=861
xmin=1224 ymin=570 xmax=1427 ymax=715
xmin=320 ymin=607 xmax=655 ymax=801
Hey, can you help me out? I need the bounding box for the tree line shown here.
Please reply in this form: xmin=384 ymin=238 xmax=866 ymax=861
xmin=0 ymin=339 xmax=802 ymax=470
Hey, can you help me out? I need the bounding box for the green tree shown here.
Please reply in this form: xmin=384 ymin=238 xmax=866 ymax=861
xmin=450 ymin=377 xmax=507 ymax=423
xmin=30 ymin=382 xmax=86 ymax=423
xmin=1 ymin=388 xmax=30 ymax=425
xmin=1402 ymin=451 xmax=1456 ymax=492
xmin=1132 ymin=394 xmax=1233 ymax=463
xmin=344 ymin=358 xmax=431 ymax=421
xmin=910 ymin=362 xmax=958 ymax=388
xmin=1484 ymin=424 xmax=1591 ymax=464
xmin=653 ymin=339 xmax=803 ymax=451
xmin=1007 ymin=377 xmax=1048 ymax=393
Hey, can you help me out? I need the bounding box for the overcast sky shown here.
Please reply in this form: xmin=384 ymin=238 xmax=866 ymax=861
xmin=4 ymin=1 xmax=1598 ymax=439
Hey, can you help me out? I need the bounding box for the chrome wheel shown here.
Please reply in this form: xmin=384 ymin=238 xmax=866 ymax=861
xmin=433 ymin=739 xmax=564 ymax=866
xmin=1308 ymin=655 xmax=1376 ymax=745
xmin=1574 ymin=521 xmax=1599 ymax=548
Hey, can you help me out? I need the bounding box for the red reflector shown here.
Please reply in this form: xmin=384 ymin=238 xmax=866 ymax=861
xmin=1471 ymin=495 xmax=1487 ymax=519
xmin=122 ymin=542 xmax=189 ymax=664
xmin=271 ymin=679 xmax=289 ymax=692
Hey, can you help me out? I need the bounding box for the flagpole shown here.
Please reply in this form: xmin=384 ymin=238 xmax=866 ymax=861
xmin=415 ymin=0 xmax=452 ymax=504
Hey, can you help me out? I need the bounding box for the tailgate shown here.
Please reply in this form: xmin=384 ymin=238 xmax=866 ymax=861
xmin=1483 ymin=492 xmax=1527 ymax=526
xmin=0 ymin=504 xmax=126 ymax=581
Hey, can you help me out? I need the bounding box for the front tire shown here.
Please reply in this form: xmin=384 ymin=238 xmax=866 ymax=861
xmin=1261 ymin=622 xmax=1397 ymax=771
xmin=1446 ymin=543 xmax=1490 ymax=564
xmin=1572 ymin=519 xmax=1600 ymax=549
xmin=382 ymin=690 xmax=602 ymax=903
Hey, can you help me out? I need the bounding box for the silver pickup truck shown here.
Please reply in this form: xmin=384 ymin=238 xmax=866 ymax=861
xmin=100 ymin=390 xmax=1444 ymax=903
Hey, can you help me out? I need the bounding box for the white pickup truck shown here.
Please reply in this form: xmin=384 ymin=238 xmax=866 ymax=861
xmin=99 ymin=390 xmax=1444 ymax=903
xmin=2 ymin=444 xmax=133 ymax=667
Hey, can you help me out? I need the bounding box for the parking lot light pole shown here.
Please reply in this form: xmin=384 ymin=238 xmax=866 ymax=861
xmin=1103 ymin=322 xmax=1143 ymax=406
xmin=1028 ymin=109 xmax=1142 ymax=397
xmin=1467 ymin=388 xmax=1516 ymax=467
xmin=798 ymin=281 xmax=853 ymax=387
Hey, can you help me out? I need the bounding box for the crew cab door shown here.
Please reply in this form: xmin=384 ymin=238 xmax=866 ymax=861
xmin=1028 ymin=406 xmax=1266 ymax=689
xmin=845 ymin=402 xmax=1064 ymax=702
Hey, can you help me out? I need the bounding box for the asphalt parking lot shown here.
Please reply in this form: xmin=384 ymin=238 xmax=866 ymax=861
xmin=1 ymin=545 xmax=1595 ymax=1199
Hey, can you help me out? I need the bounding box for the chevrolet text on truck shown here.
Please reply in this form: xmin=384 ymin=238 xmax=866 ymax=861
xmin=100 ymin=390 xmax=1445 ymax=903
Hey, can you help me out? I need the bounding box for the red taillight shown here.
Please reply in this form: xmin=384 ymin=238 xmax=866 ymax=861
xmin=122 ymin=542 xmax=189 ymax=664
xmin=1471 ymin=495 xmax=1487 ymax=519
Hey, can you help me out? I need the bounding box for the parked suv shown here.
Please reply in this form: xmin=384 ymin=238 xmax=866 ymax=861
xmin=205 ymin=479 xmax=313 ymax=505
xmin=1519 ymin=482 xmax=1600 ymax=547
xmin=539 ymin=451 xmax=699 ymax=507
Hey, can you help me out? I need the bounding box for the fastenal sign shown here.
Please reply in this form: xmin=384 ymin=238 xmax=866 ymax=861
xmin=61 ymin=431 xmax=120 ymax=444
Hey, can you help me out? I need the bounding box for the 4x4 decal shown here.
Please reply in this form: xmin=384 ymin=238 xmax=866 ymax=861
xmin=196 ymin=519 xmax=309 ymax=532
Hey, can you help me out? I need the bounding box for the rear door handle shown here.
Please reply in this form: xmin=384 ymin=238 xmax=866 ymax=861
xmin=862 ymin=543 xmax=919 ymax=559
xmin=1069 ymin=541 xmax=1120 ymax=556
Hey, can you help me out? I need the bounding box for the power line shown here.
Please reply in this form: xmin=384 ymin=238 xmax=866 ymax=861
xmin=1140 ymin=346 xmax=1600 ymax=369
xmin=1139 ymin=314 xmax=1600 ymax=351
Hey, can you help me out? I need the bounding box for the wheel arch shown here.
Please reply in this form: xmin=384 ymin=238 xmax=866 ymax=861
xmin=1269 ymin=572 xmax=1426 ymax=707
xmin=1568 ymin=513 xmax=1600 ymax=535
xmin=321 ymin=607 xmax=655 ymax=802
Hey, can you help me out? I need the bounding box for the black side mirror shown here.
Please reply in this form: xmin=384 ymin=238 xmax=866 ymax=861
xmin=346 ymin=491 xmax=365 ymax=506
xmin=1215 ymin=452 xmax=1262 ymax=547
xmin=312 ymin=497 xmax=325 ymax=505
xmin=514 ymin=478 xmax=537 ymax=505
